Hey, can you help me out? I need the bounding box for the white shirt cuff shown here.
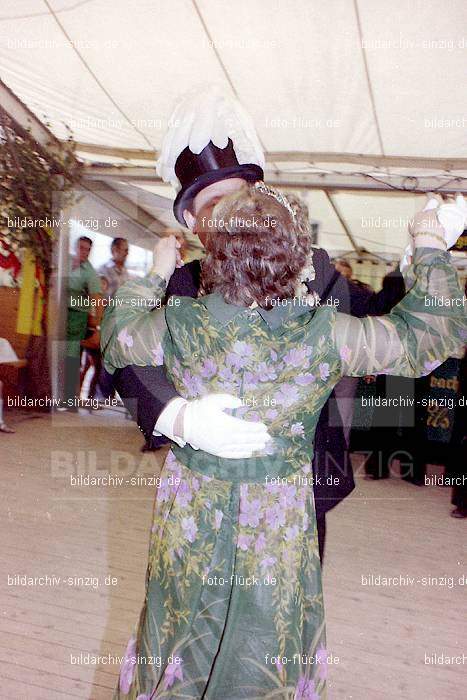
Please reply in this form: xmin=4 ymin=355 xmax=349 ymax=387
xmin=153 ymin=397 xmax=187 ymax=447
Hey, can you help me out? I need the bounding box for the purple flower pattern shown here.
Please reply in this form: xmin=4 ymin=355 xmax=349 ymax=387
xmin=181 ymin=369 xmax=204 ymax=398
xmin=239 ymin=496 xmax=262 ymax=528
xmin=339 ymin=344 xmax=352 ymax=363
xmin=274 ymin=383 xmax=300 ymax=408
xmin=118 ymin=327 xmax=134 ymax=349
xmin=315 ymin=646 xmax=328 ymax=680
xmin=283 ymin=346 xmax=312 ymax=368
xmin=214 ymin=509 xmax=223 ymax=530
xmin=295 ymin=676 xmax=320 ymax=700
xmin=119 ymin=635 xmax=137 ymax=694
xmin=152 ymin=342 xmax=164 ymax=365
xmin=163 ymin=659 xmax=183 ymax=689
xmin=200 ymin=358 xmax=217 ymax=378
xmin=265 ymin=502 xmax=287 ymax=530
xmin=257 ymin=361 xmax=277 ymax=381
xmin=243 ymin=371 xmax=259 ymax=391
xmin=237 ymin=533 xmax=253 ymax=551
xmin=291 ymin=422 xmax=305 ymax=437
xmin=181 ymin=516 xmax=198 ymax=543
xmin=175 ymin=481 xmax=193 ymax=508
xmin=295 ymin=373 xmax=316 ymax=386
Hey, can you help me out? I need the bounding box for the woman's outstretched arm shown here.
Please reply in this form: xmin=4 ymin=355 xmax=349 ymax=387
xmin=100 ymin=273 xmax=169 ymax=374
xmin=332 ymin=199 xmax=466 ymax=378
xmin=333 ymin=247 xmax=466 ymax=378
xmin=101 ymin=236 xmax=179 ymax=374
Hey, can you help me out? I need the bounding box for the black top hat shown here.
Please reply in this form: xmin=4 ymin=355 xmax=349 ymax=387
xmin=173 ymin=139 xmax=264 ymax=225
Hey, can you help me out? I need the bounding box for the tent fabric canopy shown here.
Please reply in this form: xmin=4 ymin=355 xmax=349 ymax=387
xmin=1 ymin=0 xmax=467 ymax=258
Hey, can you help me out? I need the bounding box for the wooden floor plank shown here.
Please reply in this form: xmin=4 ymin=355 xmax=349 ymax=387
xmin=1 ymin=411 xmax=465 ymax=699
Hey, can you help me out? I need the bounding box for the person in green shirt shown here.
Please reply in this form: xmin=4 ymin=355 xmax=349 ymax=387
xmin=64 ymin=235 xmax=102 ymax=408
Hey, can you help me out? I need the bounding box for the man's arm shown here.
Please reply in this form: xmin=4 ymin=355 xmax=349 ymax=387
xmin=113 ymin=365 xmax=177 ymax=443
xmin=364 ymin=269 xmax=406 ymax=316
xmin=306 ymin=247 xmax=353 ymax=313
xmin=308 ymin=246 xmax=407 ymax=319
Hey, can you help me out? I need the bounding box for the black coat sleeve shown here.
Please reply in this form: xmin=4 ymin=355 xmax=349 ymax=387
xmin=347 ymin=268 xmax=406 ymax=318
xmin=113 ymin=365 xmax=179 ymax=442
xmin=364 ymin=269 xmax=406 ymax=316
xmin=113 ymin=260 xmax=201 ymax=442
xmin=306 ymin=247 xmax=353 ymax=314
xmin=304 ymin=248 xmax=355 ymax=514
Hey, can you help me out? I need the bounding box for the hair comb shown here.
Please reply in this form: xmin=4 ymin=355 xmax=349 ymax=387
xmin=254 ymin=181 xmax=296 ymax=221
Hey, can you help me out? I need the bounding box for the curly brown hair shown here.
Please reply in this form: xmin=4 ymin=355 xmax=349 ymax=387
xmin=200 ymin=183 xmax=311 ymax=309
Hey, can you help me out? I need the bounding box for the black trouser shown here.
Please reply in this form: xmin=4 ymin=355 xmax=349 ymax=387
xmin=64 ymin=355 xmax=81 ymax=406
xmin=96 ymin=366 xmax=115 ymax=400
xmin=446 ymin=441 xmax=467 ymax=511
xmin=316 ymin=514 xmax=326 ymax=564
xmin=65 ymin=309 xmax=88 ymax=405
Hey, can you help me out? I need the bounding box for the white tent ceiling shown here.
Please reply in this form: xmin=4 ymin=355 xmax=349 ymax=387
xmin=1 ymin=0 xmax=467 ymax=259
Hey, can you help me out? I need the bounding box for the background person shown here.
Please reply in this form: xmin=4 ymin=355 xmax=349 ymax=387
xmin=93 ymin=238 xmax=130 ymax=402
xmin=80 ymin=275 xmax=110 ymax=402
xmin=334 ymin=258 xmax=353 ymax=279
xmin=351 ymin=267 xmax=409 ymax=479
xmin=448 ymin=343 xmax=467 ymax=517
xmin=447 ymin=282 xmax=467 ymax=516
xmin=64 ymin=236 xmax=102 ymax=409
xmin=0 ymin=379 xmax=14 ymax=433
xmin=98 ymin=236 xmax=130 ymax=298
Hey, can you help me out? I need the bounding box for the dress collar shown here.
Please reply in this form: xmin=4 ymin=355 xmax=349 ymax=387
xmin=201 ymin=293 xmax=312 ymax=330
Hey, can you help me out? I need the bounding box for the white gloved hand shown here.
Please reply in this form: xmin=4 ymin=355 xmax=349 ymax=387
xmin=181 ymin=394 xmax=271 ymax=458
xmin=410 ymin=195 xmax=449 ymax=249
xmin=154 ymin=394 xmax=272 ymax=458
xmin=437 ymin=194 xmax=467 ymax=249
xmin=150 ymin=235 xmax=181 ymax=283
xmin=423 ymin=197 xmax=439 ymax=211
xmin=410 ymin=195 xmax=467 ymax=250
xmin=399 ymin=242 xmax=413 ymax=274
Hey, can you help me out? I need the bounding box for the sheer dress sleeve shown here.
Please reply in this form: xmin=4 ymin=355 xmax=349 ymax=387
xmin=101 ymin=273 xmax=168 ymax=374
xmin=332 ymin=248 xmax=467 ymax=378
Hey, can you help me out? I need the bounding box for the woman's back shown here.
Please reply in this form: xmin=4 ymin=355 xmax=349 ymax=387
xmin=163 ymin=293 xmax=339 ymax=481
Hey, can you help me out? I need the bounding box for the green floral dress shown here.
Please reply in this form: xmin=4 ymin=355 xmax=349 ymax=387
xmin=101 ymin=248 xmax=466 ymax=700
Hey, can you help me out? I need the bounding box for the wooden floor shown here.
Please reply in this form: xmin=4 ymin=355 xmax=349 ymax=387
xmin=0 ymin=410 xmax=465 ymax=699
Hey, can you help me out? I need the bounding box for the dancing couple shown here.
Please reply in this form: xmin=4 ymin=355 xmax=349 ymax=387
xmin=101 ymin=88 xmax=467 ymax=699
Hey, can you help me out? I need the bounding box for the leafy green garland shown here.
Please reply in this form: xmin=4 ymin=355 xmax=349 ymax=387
xmin=0 ymin=112 xmax=82 ymax=282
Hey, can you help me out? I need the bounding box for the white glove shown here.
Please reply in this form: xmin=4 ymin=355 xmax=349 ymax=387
xmin=150 ymin=235 xmax=181 ymax=283
xmin=399 ymin=242 xmax=413 ymax=274
xmin=403 ymin=197 xmax=438 ymax=262
xmin=184 ymin=394 xmax=271 ymax=458
xmin=409 ymin=195 xmax=466 ymax=250
xmin=437 ymin=194 xmax=467 ymax=249
xmin=155 ymin=394 xmax=272 ymax=459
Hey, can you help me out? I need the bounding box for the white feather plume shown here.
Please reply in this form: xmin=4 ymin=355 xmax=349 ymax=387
xmin=156 ymin=85 xmax=265 ymax=191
